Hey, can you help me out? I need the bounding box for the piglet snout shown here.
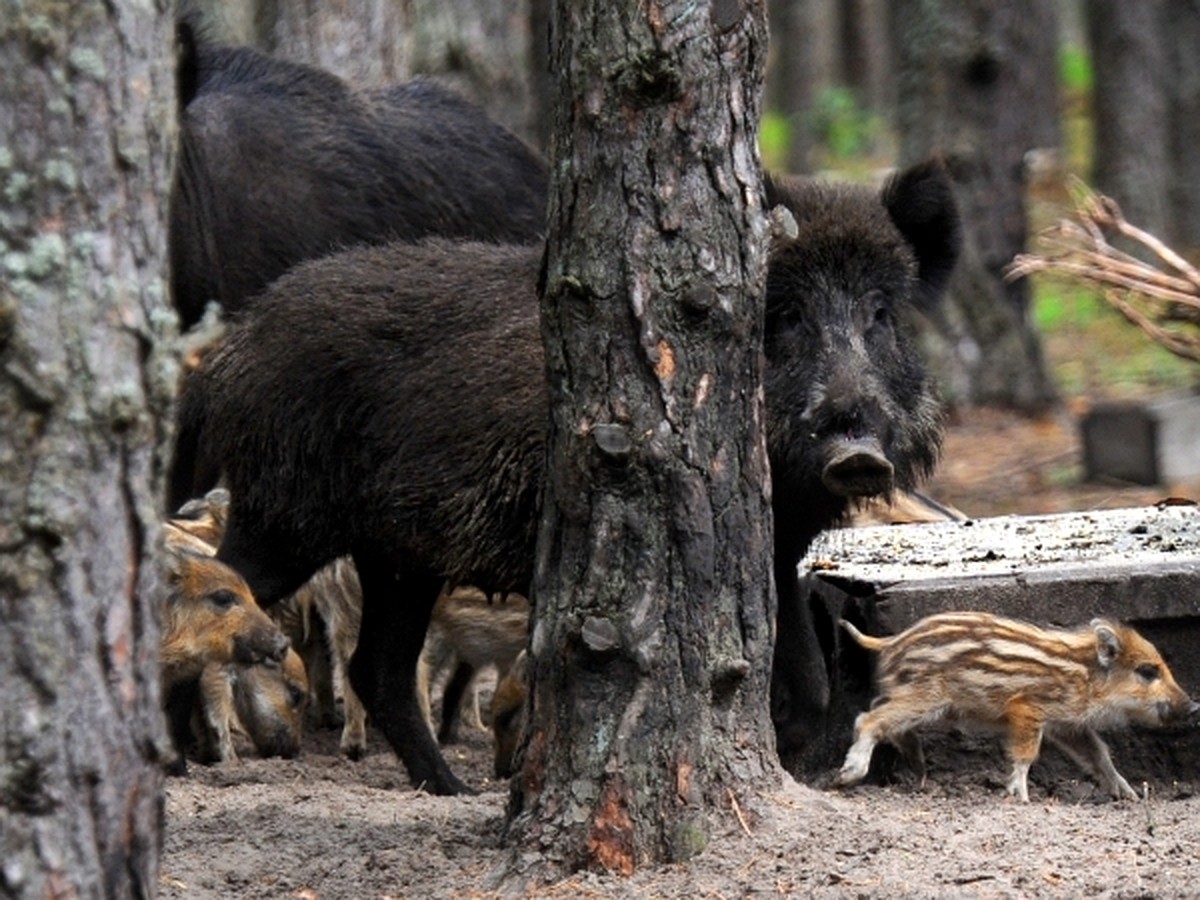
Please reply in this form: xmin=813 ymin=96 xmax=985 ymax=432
xmin=822 ymin=437 xmax=894 ymax=498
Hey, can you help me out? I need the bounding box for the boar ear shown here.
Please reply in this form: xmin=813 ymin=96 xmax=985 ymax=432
xmin=1092 ymin=619 xmax=1123 ymax=669
xmin=881 ymin=159 xmax=962 ymax=309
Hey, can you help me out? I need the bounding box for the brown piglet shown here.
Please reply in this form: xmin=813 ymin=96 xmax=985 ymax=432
xmin=835 ymin=611 xmax=1199 ymax=801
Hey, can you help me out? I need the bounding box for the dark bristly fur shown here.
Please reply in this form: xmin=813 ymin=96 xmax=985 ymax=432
xmin=169 ymin=162 xmax=960 ymax=794
xmin=171 ymin=23 xmax=548 ymax=328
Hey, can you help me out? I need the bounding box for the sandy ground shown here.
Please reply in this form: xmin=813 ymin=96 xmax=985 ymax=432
xmin=159 ymin=406 xmax=1200 ymax=898
xmin=160 ymin=724 xmax=1200 ymax=899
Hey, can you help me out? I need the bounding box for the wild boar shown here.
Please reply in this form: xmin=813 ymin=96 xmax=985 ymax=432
xmin=167 ymin=161 xmax=960 ymax=794
xmin=171 ymin=21 xmax=548 ymax=329
xmin=834 ymin=611 xmax=1200 ymax=801
xmin=491 ymin=650 xmax=528 ymax=779
xmin=159 ymin=547 xmax=289 ymax=694
xmin=193 ymin=648 xmax=310 ymax=763
xmin=276 ymin=558 xmax=368 ymax=759
xmin=418 ymin=588 xmax=529 ymax=744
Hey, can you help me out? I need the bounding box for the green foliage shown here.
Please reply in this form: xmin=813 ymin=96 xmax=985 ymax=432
xmin=809 ymin=86 xmax=880 ymax=162
xmin=1033 ymin=281 xmax=1197 ymax=399
xmin=759 ymin=111 xmax=791 ymax=173
xmin=1059 ymin=44 xmax=1093 ymax=95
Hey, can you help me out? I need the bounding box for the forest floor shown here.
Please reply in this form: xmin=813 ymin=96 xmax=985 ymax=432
xmin=159 ymin=395 xmax=1200 ymax=899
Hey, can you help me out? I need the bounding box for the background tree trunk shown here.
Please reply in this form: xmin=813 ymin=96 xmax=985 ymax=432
xmin=0 ymin=3 xmax=176 ymax=897
xmin=891 ymin=0 xmax=1059 ymax=411
xmin=1085 ymin=0 xmax=1170 ymax=243
xmin=502 ymin=0 xmax=779 ymax=883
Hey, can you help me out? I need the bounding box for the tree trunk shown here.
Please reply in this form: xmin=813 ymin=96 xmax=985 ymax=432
xmin=1086 ymin=0 xmax=1170 ymax=243
xmin=891 ymin=0 xmax=1059 ymax=412
xmin=1166 ymin=0 xmax=1200 ymax=255
xmin=501 ymin=0 xmax=779 ymax=884
xmin=0 ymin=4 xmax=176 ymax=897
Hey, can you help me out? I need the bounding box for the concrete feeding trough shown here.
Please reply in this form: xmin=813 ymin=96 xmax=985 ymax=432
xmin=1081 ymin=393 xmax=1200 ymax=485
xmin=787 ymin=504 xmax=1200 ymax=779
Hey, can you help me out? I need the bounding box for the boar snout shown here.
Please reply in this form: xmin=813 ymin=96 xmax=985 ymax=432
xmin=234 ymin=629 xmax=289 ymax=666
xmin=822 ymin=437 xmax=895 ymax=497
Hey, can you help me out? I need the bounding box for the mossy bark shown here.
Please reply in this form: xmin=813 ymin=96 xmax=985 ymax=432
xmin=501 ymin=0 xmax=779 ymax=884
xmin=0 ymin=3 xmax=176 ymax=896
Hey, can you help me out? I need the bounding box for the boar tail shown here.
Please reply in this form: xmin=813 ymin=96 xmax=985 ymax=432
xmin=839 ymin=619 xmax=888 ymax=652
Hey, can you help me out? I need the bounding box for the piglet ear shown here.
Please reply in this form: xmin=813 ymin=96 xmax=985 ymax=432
xmin=881 ymin=159 xmax=962 ymax=309
xmin=1091 ymin=619 xmax=1122 ymax=669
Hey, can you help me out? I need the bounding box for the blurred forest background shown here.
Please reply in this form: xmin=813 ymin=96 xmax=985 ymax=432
xmin=188 ymin=0 xmax=1200 ymax=514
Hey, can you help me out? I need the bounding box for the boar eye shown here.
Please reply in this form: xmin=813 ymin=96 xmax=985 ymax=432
xmin=1136 ymin=663 xmax=1161 ymax=682
xmin=287 ymin=684 xmax=307 ymax=709
xmin=863 ymin=291 xmax=891 ymax=331
xmin=207 ymin=589 xmax=239 ymax=610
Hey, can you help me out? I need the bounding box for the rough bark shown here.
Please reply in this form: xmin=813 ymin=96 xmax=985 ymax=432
xmin=891 ymin=0 xmax=1058 ymax=411
xmin=0 ymin=3 xmax=176 ymax=897
xmin=500 ymin=0 xmax=778 ymax=885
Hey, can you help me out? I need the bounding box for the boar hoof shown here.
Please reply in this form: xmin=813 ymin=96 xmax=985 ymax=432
xmin=822 ymin=439 xmax=894 ymax=498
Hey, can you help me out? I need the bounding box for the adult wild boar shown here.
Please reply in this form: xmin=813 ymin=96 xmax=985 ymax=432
xmin=169 ymin=161 xmax=960 ymax=794
xmin=171 ymin=22 xmax=548 ymax=329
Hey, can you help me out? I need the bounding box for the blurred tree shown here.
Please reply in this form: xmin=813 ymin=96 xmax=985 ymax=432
xmin=0 ymin=2 xmax=177 ymax=896
xmin=891 ymin=0 xmax=1059 ymax=411
xmin=1087 ymin=0 xmax=1200 ymax=256
xmin=502 ymin=0 xmax=780 ymax=883
xmin=767 ymin=0 xmax=830 ymax=173
xmin=1086 ymin=0 xmax=1170 ymax=244
xmin=189 ymin=0 xmax=542 ymax=147
xmin=767 ymin=0 xmax=893 ymax=174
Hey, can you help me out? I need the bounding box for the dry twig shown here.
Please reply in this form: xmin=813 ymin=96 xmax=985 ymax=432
xmin=1006 ymin=179 xmax=1200 ymax=362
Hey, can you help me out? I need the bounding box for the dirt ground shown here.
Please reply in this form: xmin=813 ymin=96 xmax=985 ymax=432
xmin=160 ymin=404 xmax=1200 ymax=899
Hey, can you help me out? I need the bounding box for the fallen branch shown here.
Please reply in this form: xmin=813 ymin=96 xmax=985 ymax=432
xmin=1006 ymin=179 xmax=1200 ymax=363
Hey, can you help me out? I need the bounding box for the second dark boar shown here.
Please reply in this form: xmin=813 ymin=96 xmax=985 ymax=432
xmin=171 ymin=24 xmax=548 ymax=329
xmin=170 ymin=161 xmax=959 ymax=794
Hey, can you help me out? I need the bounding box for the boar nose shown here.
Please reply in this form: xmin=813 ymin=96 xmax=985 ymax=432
xmin=822 ymin=436 xmax=895 ymax=497
xmin=268 ymin=631 xmax=290 ymax=663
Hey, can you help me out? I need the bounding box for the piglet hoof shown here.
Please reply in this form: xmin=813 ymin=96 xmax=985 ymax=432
xmin=341 ymin=742 xmax=366 ymax=762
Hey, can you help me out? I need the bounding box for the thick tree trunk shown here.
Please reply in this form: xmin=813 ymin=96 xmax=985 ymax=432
xmin=0 ymin=4 xmax=176 ymax=897
xmin=891 ymin=0 xmax=1059 ymax=412
xmin=501 ymin=0 xmax=778 ymax=884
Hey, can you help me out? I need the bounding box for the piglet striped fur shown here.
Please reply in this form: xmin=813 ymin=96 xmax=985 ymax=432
xmin=835 ymin=611 xmax=1199 ymax=801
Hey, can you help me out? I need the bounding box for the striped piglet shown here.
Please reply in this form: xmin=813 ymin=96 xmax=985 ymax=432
xmin=835 ymin=611 xmax=1198 ymax=801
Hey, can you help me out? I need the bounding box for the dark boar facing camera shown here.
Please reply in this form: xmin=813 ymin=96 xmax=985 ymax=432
xmin=170 ymin=21 xmax=548 ymax=329
xmin=765 ymin=161 xmax=960 ymax=751
xmin=169 ymin=161 xmax=958 ymax=794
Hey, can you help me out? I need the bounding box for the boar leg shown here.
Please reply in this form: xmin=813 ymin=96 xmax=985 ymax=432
xmin=1046 ymin=726 xmax=1138 ymax=801
xmin=835 ymin=702 xmax=921 ymax=787
xmin=348 ymin=553 xmax=470 ymax=795
xmin=198 ymin=663 xmax=240 ymax=763
xmin=1003 ymin=703 xmax=1045 ymax=802
xmin=891 ymin=730 xmax=927 ymax=787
